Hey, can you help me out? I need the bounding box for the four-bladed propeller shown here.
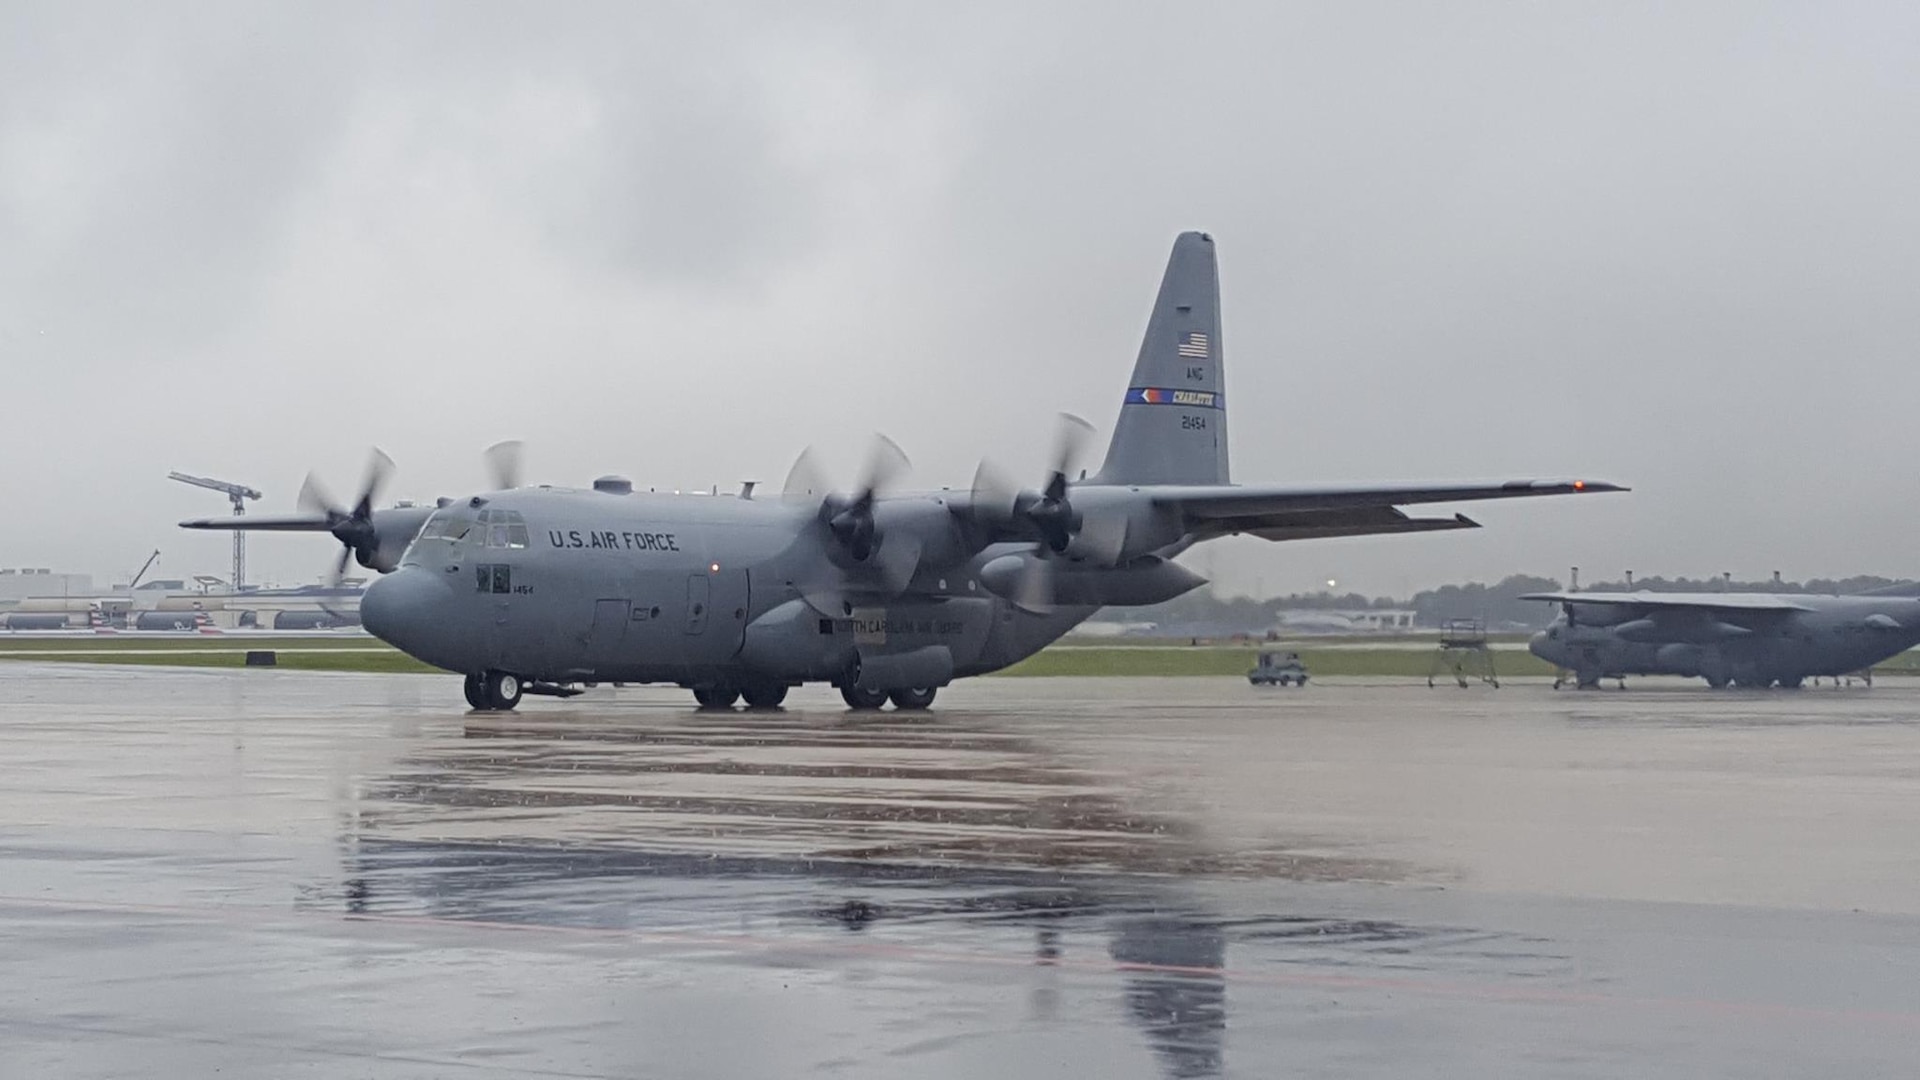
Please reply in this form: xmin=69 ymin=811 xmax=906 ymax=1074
xmin=296 ymin=449 xmax=396 ymax=594
xmin=968 ymin=413 xmax=1126 ymax=612
xmin=783 ymin=436 xmax=924 ymax=612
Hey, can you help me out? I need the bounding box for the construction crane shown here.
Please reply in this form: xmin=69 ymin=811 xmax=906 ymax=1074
xmin=129 ymin=549 xmax=161 ymax=589
xmin=167 ymin=471 xmax=261 ymax=592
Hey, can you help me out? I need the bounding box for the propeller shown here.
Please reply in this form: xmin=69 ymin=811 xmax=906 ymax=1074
xmin=781 ymin=435 xmax=921 ymax=612
xmin=297 ymin=449 xmax=396 ymax=597
xmin=827 ymin=434 xmax=909 ymax=561
xmin=969 ymin=414 xmax=1120 ymax=613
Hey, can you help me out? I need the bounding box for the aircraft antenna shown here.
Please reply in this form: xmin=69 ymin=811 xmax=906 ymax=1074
xmin=167 ymin=471 xmax=262 ymax=592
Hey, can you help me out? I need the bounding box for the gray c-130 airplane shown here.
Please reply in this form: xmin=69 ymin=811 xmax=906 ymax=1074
xmin=184 ymin=232 xmax=1622 ymax=711
xmin=1525 ymin=587 xmax=1920 ymax=689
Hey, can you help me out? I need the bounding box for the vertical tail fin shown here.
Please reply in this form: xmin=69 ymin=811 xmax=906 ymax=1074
xmin=1090 ymin=231 xmax=1229 ymax=487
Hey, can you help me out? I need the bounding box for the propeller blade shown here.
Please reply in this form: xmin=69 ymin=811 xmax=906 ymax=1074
xmin=858 ymin=434 xmax=910 ymax=497
xmin=296 ymin=472 xmax=341 ymax=517
xmin=795 ymin=582 xmax=851 ymax=618
xmin=968 ymin=459 xmax=1021 ymax=524
xmin=782 ymin=446 xmax=831 ymax=500
xmin=1076 ymin=511 xmax=1130 ymax=566
xmin=870 ymin=532 xmax=924 ymax=595
xmin=484 ymin=440 xmax=524 ymax=490
xmin=318 ymin=546 xmax=355 ymax=620
xmin=1049 ymin=413 xmax=1095 ymax=481
xmin=1013 ymin=552 xmax=1055 ymax=615
xmin=352 ymin=448 xmax=396 ymax=518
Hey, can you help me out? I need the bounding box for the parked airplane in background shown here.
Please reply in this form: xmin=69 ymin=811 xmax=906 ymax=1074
xmin=185 ymin=232 xmax=1622 ymax=711
xmin=1525 ymin=588 xmax=1920 ymax=688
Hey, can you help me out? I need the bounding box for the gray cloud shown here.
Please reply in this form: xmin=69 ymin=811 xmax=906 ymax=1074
xmin=4 ymin=1 xmax=1919 ymax=596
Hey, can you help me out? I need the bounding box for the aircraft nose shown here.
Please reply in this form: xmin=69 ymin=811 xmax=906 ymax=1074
xmin=1528 ymin=630 xmax=1552 ymax=659
xmin=360 ymin=568 xmax=450 ymax=651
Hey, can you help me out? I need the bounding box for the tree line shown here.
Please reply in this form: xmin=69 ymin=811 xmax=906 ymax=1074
xmin=1111 ymin=573 xmax=1914 ymax=633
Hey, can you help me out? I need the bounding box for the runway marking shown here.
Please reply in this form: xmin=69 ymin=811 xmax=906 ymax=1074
xmin=3 ymin=891 xmax=1915 ymax=1031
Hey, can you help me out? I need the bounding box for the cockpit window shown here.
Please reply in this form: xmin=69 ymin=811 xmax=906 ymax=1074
xmin=405 ymin=508 xmax=526 ymax=566
xmin=480 ymin=520 xmax=530 ymax=549
xmin=418 ymin=511 xmax=475 ymax=542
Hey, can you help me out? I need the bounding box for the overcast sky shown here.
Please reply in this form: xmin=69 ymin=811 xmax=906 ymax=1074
xmin=4 ymin=2 xmax=1919 ymax=597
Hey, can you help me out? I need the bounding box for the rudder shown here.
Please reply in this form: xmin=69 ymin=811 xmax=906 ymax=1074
xmin=1090 ymin=231 xmax=1229 ymax=487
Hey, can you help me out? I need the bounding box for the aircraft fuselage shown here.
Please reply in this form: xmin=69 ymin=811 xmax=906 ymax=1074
xmin=1528 ymin=595 xmax=1920 ymax=687
xmin=361 ymin=487 xmax=1095 ymax=692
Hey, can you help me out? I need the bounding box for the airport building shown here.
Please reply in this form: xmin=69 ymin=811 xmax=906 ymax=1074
xmin=1273 ymin=608 xmax=1418 ymax=634
xmin=0 ymin=567 xmax=364 ymax=631
xmin=0 ymin=569 xmax=94 ymax=603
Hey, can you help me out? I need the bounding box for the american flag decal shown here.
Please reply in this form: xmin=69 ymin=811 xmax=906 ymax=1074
xmin=1176 ymin=330 xmax=1209 ymax=358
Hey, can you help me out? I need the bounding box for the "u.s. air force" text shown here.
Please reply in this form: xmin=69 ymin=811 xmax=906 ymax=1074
xmin=549 ymin=529 xmax=680 ymax=551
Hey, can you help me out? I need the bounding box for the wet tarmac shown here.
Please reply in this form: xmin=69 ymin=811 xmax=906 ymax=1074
xmin=3 ymin=666 xmax=1918 ymax=1077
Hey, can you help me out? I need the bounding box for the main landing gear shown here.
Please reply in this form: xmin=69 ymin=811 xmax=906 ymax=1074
xmin=464 ymin=670 xmax=524 ymax=711
xmin=840 ymin=685 xmax=937 ymax=711
xmin=692 ymin=682 xmax=791 ymax=709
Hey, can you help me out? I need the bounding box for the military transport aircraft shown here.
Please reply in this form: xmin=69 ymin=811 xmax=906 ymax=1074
xmin=1525 ymin=588 xmax=1920 ymax=689
xmin=184 ymin=232 xmax=1622 ymax=711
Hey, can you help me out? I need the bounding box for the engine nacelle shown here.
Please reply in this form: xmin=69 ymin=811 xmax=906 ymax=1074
xmin=978 ymin=554 xmax=1205 ymax=607
xmin=853 ymin=645 xmax=954 ymax=690
xmin=1654 ymin=643 xmax=1705 ymax=676
xmin=1614 ymin=615 xmax=1751 ymax=644
xmin=740 ymin=599 xmax=857 ymax=681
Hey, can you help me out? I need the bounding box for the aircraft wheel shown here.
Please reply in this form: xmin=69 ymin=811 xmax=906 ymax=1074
xmin=694 ymin=686 xmax=740 ymax=710
xmin=1705 ymin=675 xmax=1728 ymax=689
xmin=484 ymin=670 xmax=523 ymax=711
xmin=742 ymin=682 xmax=788 ymax=709
xmin=1778 ymin=676 xmax=1804 ymax=690
xmin=889 ymin=687 xmax=936 ymax=711
xmin=840 ymin=684 xmax=890 ymax=711
xmin=463 ymin=673 xmax=487 ymax=710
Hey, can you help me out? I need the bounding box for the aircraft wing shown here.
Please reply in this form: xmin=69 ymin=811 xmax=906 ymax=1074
xmin=1519 ymin=591 xmax=1815 ymax=613
xmin=178 ymin=514 xmax=335 ymax=532
xmin=1160 ymin=479 xmax=1622 ymax=542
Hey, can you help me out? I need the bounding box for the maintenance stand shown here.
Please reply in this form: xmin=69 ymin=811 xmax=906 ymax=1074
xmin=1428 ymin=618 xmax=1500 ymax=689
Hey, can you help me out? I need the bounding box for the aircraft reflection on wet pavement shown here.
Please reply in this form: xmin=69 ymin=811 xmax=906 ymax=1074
xmin=318 ymin=706 xmax=1560 ymax=1080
